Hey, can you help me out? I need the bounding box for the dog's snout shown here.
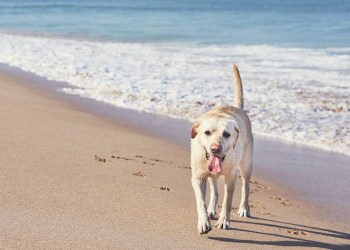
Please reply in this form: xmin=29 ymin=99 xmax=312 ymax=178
xmin=210 ymin=144 xmax=222 ymax=154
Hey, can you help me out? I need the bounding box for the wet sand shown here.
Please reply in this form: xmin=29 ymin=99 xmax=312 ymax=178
xmin=0 ymin=68 xmax=349 ymax=249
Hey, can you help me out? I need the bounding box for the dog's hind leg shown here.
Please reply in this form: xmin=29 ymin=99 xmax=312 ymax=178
xmin=207 ymin=177 xmax=218 ymax=219
xmin=191 ymin=176 xmax=212 ymax=234
xmin=238 ymin=161 xmax=252 ymax=217
xmin=215 ymin=170 xmax=238 ymax=230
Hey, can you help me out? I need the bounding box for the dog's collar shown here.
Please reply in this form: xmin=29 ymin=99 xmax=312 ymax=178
xmin=204 ymin=147 xmax=226 ymax=162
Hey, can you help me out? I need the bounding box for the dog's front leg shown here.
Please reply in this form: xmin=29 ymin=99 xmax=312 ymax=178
xmin=207 ymin=177 xmax=218 ymax=219
xmin=215 ymin=172 xmax=237 ymax=229
xmin=191 ymin=176 xmax=211 ymax=234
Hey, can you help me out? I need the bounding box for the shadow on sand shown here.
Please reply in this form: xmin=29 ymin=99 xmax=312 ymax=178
xmin=209 ymin=217 xmax=350 ymax=249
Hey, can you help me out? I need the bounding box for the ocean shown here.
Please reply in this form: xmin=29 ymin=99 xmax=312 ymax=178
xmin=0 ymin=0 xmax=349 ymax=155
xmin=1 ymin=0 xmax=350 ymax=47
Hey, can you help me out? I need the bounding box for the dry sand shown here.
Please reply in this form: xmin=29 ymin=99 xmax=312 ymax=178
xmin=0 ymin=71 xmax=349 ymax=249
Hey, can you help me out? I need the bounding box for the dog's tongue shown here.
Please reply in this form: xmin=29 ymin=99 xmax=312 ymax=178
xmin=207 ymin=155 xmax=222 ymax=173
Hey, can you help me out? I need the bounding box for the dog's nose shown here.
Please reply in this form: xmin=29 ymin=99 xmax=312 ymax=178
xmin=210 ymin=144 xmax=222 ymax=154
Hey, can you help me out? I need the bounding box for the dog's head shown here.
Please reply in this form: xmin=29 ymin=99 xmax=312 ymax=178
xmin=191 ymin=114 xmax=239 ymax=173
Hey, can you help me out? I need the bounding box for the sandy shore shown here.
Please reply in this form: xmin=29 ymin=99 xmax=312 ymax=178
xmin=0 ymin=71 xmax=349 ymax=249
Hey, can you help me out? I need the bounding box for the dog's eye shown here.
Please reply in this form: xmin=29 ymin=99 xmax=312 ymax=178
xmin=223 ymin=131 xmax=231 ymax=138
xmin=205 ymin=130 xmax=211 ymax=136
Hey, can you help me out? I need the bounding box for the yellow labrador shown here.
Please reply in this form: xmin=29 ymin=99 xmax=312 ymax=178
xmin=191 ymin=65 xmax=253 ymax=234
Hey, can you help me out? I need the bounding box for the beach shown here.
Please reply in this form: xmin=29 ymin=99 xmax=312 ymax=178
xmin=0 ymin=1 xmax=349 ymax=248
xmin=1 ymin=69 xmax=349 ymax=249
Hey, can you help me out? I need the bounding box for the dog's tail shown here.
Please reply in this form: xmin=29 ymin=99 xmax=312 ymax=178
xmin=233 ymin=64 xmax=244 ymax=109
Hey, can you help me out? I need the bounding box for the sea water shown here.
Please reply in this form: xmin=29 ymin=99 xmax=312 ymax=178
xmin=0 ymin=0 xmax=349 ymax=155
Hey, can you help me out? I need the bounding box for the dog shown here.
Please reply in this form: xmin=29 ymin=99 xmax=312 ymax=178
xmin=190 ymin=65 xmax=253 ymax=234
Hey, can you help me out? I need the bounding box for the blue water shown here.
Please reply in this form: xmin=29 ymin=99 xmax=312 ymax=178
xmin=0 ymin=0 xmax=349 ymax=48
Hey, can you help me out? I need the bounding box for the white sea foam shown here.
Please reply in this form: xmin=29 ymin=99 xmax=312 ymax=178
xmin=0 ymin=33 xmax=349 ymax=156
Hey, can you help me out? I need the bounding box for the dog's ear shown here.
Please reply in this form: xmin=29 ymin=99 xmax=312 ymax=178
xmin=191 ymin=122 xmax=199 ymax=139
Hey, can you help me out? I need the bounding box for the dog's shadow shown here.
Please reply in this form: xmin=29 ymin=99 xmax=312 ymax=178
xmin=209 ymin=217 xmax=350 ymax=249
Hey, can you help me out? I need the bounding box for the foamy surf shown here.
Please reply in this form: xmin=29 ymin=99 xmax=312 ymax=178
xmin=0 ymin=33 xmax=349 ymax=156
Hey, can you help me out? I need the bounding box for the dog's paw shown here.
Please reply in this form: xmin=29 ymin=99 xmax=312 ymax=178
xmin=238 ymin=206 xmax=250 ymax=217
xmin=214 ymin=216 xmax=230 ymax=230
xmin=198 ymin=217 xmax=212 ymax=234
xmin=207 ymin=209 xmax=216 ymax=219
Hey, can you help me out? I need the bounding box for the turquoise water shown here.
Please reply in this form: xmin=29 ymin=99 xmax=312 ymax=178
xmin=0 ymin=0 xmax=349 ymax=47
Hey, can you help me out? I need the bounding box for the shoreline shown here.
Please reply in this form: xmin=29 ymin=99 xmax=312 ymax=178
xmin=1 ymin=63 xmax=349 ymax=158
xmin=0 ymin=66 xmax=349 ymax=248
xmin=1 ymin=33 xmax=349 ymax=157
